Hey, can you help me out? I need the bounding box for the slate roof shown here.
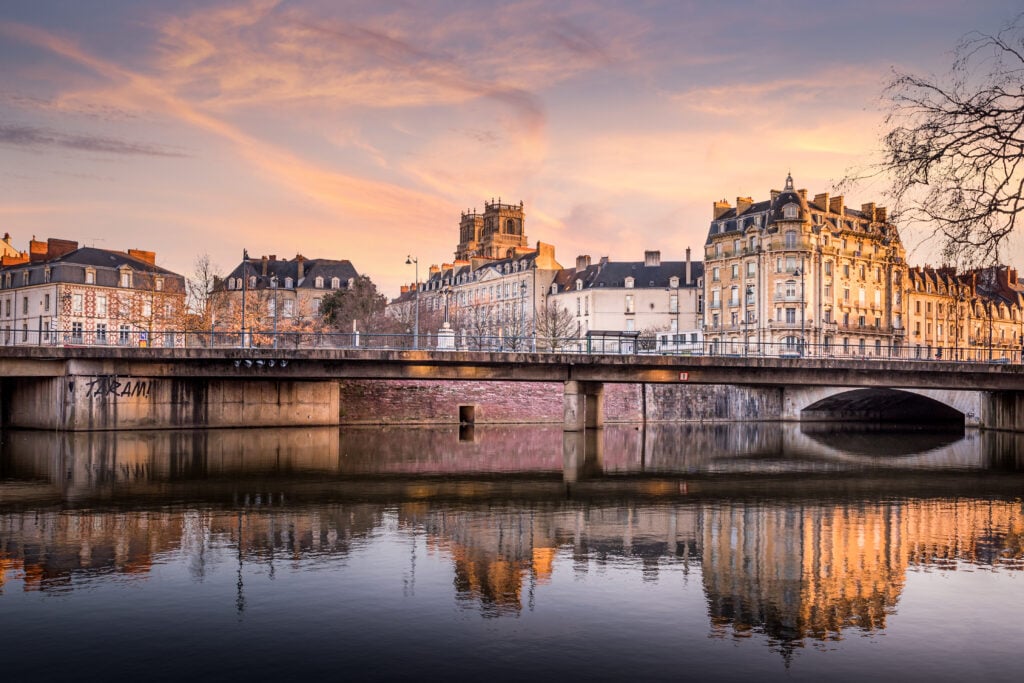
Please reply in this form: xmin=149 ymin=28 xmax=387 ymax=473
xmin=226 ymin=257 xmax=359 ymax=289
xmin=559 ymin=259 xmax=704 ymax=290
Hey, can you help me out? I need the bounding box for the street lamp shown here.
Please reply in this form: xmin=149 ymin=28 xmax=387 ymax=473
xmin=270 ymin=274 xmax=279 ymax=349
xmin=406 ymin=255 xmax=419 ymax=349
xmin=240 ymin=249 xmax=249 ymax=348
xmin=520 ymin=281 xmax=527 ymax=351
xmin=793 ymin=261 xmax=805 ymax=356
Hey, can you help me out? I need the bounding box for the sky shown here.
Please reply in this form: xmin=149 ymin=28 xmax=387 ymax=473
xmin=1 ymin=0 xmax=1021 ymax=296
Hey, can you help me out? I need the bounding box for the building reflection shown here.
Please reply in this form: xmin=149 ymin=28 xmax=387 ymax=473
xmin=2 ymin=423 xmax=1023 ymax=645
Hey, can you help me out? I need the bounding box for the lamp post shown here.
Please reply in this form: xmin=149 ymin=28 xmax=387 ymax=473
xmin=520 ymin=281 xmax=527 ymax=351
xmin=271 ymin=274 xmax=279 ymax=349
xmin=240 ymin=249 xmax=249 ymax=348
xmin=405 ymin=255 xmax=419 ymax=349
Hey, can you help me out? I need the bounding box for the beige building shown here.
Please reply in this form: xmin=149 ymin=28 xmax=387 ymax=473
xmin=0 ymin=237 xmax=186 ymax=347
xmin=704 ymin=174 xmax=908 ymax=356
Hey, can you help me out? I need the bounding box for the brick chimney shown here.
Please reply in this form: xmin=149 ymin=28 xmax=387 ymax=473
xmin=128 ymin=249 xmax=156 ymax=265
xmin=261 ymin=255 xmax=268 ymax=276
xmin=861 ymin=203 xmax=877 ymax=222
xmin=644 ymin=250 xmax=661 ymax=267
xmin=685 ymin=247 xmax=692 ymax=284
xmin=829 ymin=196 xmax=845 ymax=216
xmin=813 ymin=193 xmax=830 ymax=211
xmin=736 ymin=197 xmax=753 ymax=215
xmin=296 ymin=254 xmax=306 ymax=281
xmin=713 ymin=199 xmax=731 ymax=219
xmin=576 ymin=255 xmax=591 ymax=271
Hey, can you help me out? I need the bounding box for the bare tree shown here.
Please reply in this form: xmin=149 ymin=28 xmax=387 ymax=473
xmin=535 ymin=301 xmax=577 ymax=352
xmin=849 ymin=15 xmax=1024 ymax=266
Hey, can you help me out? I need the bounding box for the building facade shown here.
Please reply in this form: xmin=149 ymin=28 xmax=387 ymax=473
xmin=703 ymin=174 xmax=908 ymax=356
xmin=548 ymin=249 xmax=704 ymax=352
xmin=216 ymin=253 xmax=359 ymax=339
xmin=0 ymin=237 xmax=186 ymax=347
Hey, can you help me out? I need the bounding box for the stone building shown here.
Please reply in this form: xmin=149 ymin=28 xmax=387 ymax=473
xmin=703 ymin=173 xmax=908 ymax=356
xmin=455 ymin=199 xmax=530 ymax=261
xmin=216 ymin=253 xmax=359 ymax=337
xmin=547 ymin=248 xmax=704 ymax=352
xmin=390 ymin=199 xmax=561 ymax=349
xmin=0 ymin=237 xmax=186 ymax=347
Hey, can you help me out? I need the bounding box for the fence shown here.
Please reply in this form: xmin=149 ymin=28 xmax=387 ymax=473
xmin=3 ymin=327 xmax=1020 ymax=364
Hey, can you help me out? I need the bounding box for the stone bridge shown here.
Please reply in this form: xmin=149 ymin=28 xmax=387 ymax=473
xmin=2 ymin=347 xmax=1024 ymax=432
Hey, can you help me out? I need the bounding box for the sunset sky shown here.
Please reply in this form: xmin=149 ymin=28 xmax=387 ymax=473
xmin=1 ymin=0 xmax=1021 ymax=296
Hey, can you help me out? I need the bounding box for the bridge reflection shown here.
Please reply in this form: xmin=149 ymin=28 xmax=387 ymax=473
xmin=2 ymin=424 xmax=1023 ymax=653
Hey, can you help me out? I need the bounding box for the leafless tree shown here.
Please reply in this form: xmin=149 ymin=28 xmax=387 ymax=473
xmin=535 ymin=301 xmax=578 ymax=352
xmin=846 ymin=15 xmax=1024 ymax=267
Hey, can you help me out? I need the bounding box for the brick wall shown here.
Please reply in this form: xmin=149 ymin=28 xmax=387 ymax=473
xmin=337 ymin=380 xmax=784 ymax=425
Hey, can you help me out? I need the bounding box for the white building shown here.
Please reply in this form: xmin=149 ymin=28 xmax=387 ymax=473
xmin=0 ymin=237 xmax=186 ymax=347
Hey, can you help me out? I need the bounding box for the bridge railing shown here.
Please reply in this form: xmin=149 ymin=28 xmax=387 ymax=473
xmin=4 ymin=328 xmax=1021 ymax=364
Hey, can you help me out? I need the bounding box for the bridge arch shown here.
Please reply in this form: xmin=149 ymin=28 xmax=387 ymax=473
xmin=782 ymin=386 xmax=980 ymax=427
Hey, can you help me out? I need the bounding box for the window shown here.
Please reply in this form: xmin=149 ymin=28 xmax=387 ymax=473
xmin=669 ymin=276 xmax=679 ymax=288
xmin=843 ymin=288 xmax=851 ymax=301
xmin=730 ymin=286 xmax=739 ymax=306
xmin=784 ymin=230 xmax=797 ymax=248
xmin=731 ymin=264 xmax=739 ymax=279
xmin=22 ymin=296 xmax=28 ymax=315
xmin=155 ymin=278 xmax=163 ymax=292
xmin=119 ymin=325 xmax=130 ymax=345
xmin=73 ymin=294 xmax=83 ymax=313
xmin=785 ymin=281 xmax=797 ymax=298
xmin=858 ymin=315 xmax=866 ymax=328
xmin=85 ymin=269 xmax=95 ymax=284
xmin=142 ymin=301 xmax=152 ymax=318
xmin=783 ymin=204 xmax=798 ymax=220
xmin=96 ymin=295 xmax=107 ymax=316
xmin=669 ymin=295 xmax=678 ymax=313
xmin=44 ymin=294 xmax=50 ymax=312
xmin=874 ymin=290 xmax=881 ymax=307
xmin=843 ymin=264 xmax=850 ymax=278
xmin=120 ymin=272 xmax=131 ymax=288
xmin=712 ymin=267 xmax=720 ymax=282
xmin=927 ymin=302 xmax=932 ymax=314
xmin=21 ymin=323 xmax=28 ymax=341
xmin=824 ymin=261 xmax=832 ymax=276
xmin=285 ymin=277 xmax=293 ymax=288
xmin=44 ymin=268 xmax=50 ymax=284
xmin=859 ymin=288 xmax=865 ymax=305
xmin=915 ymin=301 xmax=921 ymax=314
xmin=625 ymin=319 xmax=635 ymax=332
xmin=576 ymin=298 xmax=581 ymax=316
xmin=624 ymin=277 xmax=635 ymax=288
xmin=96 ymin=323 xmax=107 ymax=344
xmin=785 ymin=308 xmax=796 ymax=323
xmin=824 ymin=284 xmax=832 ymax=299
xmin=859 ymin=265 xmax=866 ymax=279
xmin=249 ymin=276 xmax=257 ymax=288
xmin=283 ymin=300 xmax=294 ymax=317
xmin=625 ymin=295 xmax=634 ymax=313
xmin=747 ymin=262 xmax=755 ymax=277
xmin=71 ymin=322 xmax=83 ymax=343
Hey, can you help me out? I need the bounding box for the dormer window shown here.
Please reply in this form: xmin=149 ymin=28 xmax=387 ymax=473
xmin=783 ymin=204 xmax=798 ymax=220
xmin=249 ymin=276 xmax=257 ymax=288
xmin=331 ymin=277 xmax=340 ymax=289
xmin=550 ymin=284 xmax=558 ymax=294
xmin=43 ymin=268 xmax=51 ymax=284
xmin=85 ymin=268 xmax=95 ymax=285
xmin=284 ymin=277 xmax=293 ymax=289
xmin=669 ymin=276 xmax=680 ymax=288
xmin=120 ymin=271 xmax=131 ymax=288
xmin=155 ymin=277 xmax=163 ymax=292
xmin=575 ymin=280 xmax=583 ymax=291
xmin=625 ymin=277 xmax=635 ymax=289
xmin=315 ymin=276 xmax=324 ymax=288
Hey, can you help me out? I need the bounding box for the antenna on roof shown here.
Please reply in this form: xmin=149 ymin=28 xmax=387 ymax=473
xmin=86 ymin=237 xmax=106 ymax=247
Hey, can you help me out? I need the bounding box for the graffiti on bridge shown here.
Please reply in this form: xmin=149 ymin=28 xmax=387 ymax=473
xmin=84 ymin=376 xmax=153 ymax=400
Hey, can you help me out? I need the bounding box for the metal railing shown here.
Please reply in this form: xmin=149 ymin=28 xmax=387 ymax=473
xmin=2 ymin=328 xmax=1021 ymax=364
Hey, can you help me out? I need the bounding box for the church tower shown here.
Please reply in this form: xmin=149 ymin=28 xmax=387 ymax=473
xmin=455 ymin=199 xmax=527 ymax=260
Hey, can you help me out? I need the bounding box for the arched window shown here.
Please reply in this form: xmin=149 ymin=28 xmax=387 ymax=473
xmin=284 ymin=277 xmax=293 ymax=289
xmin=506 ymin=218 xmax=515 ymax=233
xmin=249 ymin=276 xmax=256 ymax=288
xmin=315 ymin=276 xmax=324 ymax=288
xmin=331 ymin=277 xmax=340 ymax=289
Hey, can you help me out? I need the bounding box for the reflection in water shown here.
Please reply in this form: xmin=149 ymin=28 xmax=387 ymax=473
xmin=1 ymin=423 xmax=1023 ymax=677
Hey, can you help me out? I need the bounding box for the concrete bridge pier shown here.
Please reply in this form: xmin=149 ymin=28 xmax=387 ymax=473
xmin=564 ymin=381 xmax=604 ymax=432
xmin=981 ymin=391 xmax=1024 ymax=432
xmin=563 ymin=429 xmax=604 ymax=483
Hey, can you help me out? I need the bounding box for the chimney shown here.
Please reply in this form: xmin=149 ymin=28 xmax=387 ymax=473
xmin=813 ymin=193 xmax=830 ymax=211
xmin=599 ymin=256 xmax=609 ymax=266
xmin=576 ymin=255 xmax=591 ymax=271
xmin=829 ymin=195 xmax=845 ymax=215
xmin=770 ymin=189 xmax=780 ymax=201
xmin=442 ymin=263 xmax=453 ymax=272
xmin=29 ymin=238 xmax=48 ymax=262
xmin=270 ymin=254 xmax=277 ymax=261
xmin=861 ymin=203 xmax=877 ymax=222
xmin=261 ymin=255 xmax=268 ymax=276
xmin=644 ymin=250 xmax=661 ymax=267
xmin=428 ymin=264 xmax=441 ymax=277
xmin=798 ymin=188 xmax=808 ymax=200
xmin=736 ymin=197 xmax=753 ymax=215
xmin=127 ymin=249 xmax=156 ymax=265
xmin=713 ymin=199 xmax=732 ymax=219
xmin=297 ymin=254 xmax=306 ymax=281
xmin=876 ymin=207 xmax=887 ymax=223
xmin=685 ymin=247 xmax=692 ymax=284
xmin=400 ymin=285 xmax=409 ymax=295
